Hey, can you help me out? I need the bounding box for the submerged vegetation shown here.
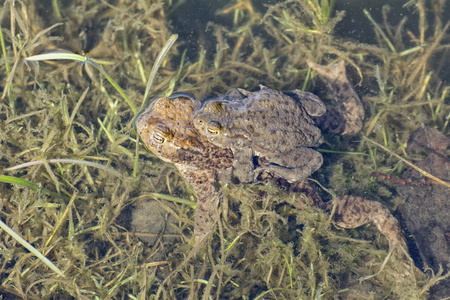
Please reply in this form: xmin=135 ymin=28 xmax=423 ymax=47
xmin=0 ymin=0 xmax=449 ymax=298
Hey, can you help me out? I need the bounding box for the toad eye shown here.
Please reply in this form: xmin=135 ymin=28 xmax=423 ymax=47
xmin=152 ymin=131 xmax=165 ymax=144
xmin=206 ymin=120 xmax=222 ymax=136
xmin=152 ymin=125 xmax=172 ymax=144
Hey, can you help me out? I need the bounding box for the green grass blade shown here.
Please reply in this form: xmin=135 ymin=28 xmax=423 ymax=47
xmin=0 ymin=24 xmax=10 ymax=77
xmin=25 ymin=52 xmax=88 ymax=63
xmin=0 ymin=175 xmax=63 ymax=199
xmin=88 ymin=59 xmax=137 ymax=114
xmin=0 ymin=219 xmax=65 ymax=277
xmin=141 ymin=34 xmax=179 ymax=110
xmin=24 ymin=52 xmax=137 ymax=115
xmin=148 ymin=192 xmax=196 ymax=208
xmin=363 ymin=9 xmax=396 ymax=53
xmin=5 ymin=158 xmax=123 ymax=178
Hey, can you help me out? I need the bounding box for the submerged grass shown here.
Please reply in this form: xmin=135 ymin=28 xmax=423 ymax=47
xmin=0 ymin=0 xmax=448 ymax=298
xmin=25 ymin=51 xmax=137 ymax=114
xmin=0 ymin=217 xmax=65 ymax=278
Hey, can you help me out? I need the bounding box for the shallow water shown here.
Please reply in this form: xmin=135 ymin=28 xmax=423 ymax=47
xmin=0 ymin=0 xmax=449 ymax=298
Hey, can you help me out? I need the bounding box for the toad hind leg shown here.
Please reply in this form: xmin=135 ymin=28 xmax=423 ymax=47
xmin=307 ymin=60 xmax=364 ymax=136
xmin=321 ymin=195 xmax=406 ymax=247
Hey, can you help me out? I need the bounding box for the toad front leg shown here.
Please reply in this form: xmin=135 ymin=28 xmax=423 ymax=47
xmin=178 ymin=168 xmax=221 ymax=245
xmin=256 ymin=147 xmax=323 ymax=183
xmin=230 ymin=146 xmax=256 ymax=183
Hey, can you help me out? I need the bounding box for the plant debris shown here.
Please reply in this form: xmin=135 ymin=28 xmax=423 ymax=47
xmin=0 ymin=0 xmax=449 ymax=298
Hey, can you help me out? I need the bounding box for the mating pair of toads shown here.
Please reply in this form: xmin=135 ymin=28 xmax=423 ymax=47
xmin=135 ymin=61 xmax=406 ymax=257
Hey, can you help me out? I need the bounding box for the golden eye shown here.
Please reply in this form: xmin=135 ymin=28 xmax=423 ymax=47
xmin=152 ymin=125 xmax=172 ymax=144
xmin=206 ymin=120 xmax=222 ymax=135
xmin=152 ymin=131 xmax=165 ymax=144
xmin=207 ymin=128 xmax=218 ymax=135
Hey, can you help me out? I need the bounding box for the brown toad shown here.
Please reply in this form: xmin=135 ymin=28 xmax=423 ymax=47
xmin=135 ymin=62 xmax=406 ymax=251
xmin=135 ymin=93 xmax=405 ymax=249
xmin=188 ymin=61 xmax=405 ymax=249
xmin=193 ymin=61 xmax=365 ymax=185
xmin=135 ymin=93 xmax=233 ymax=244
xmin=193 ymin=85 xmax=326 ymax=183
